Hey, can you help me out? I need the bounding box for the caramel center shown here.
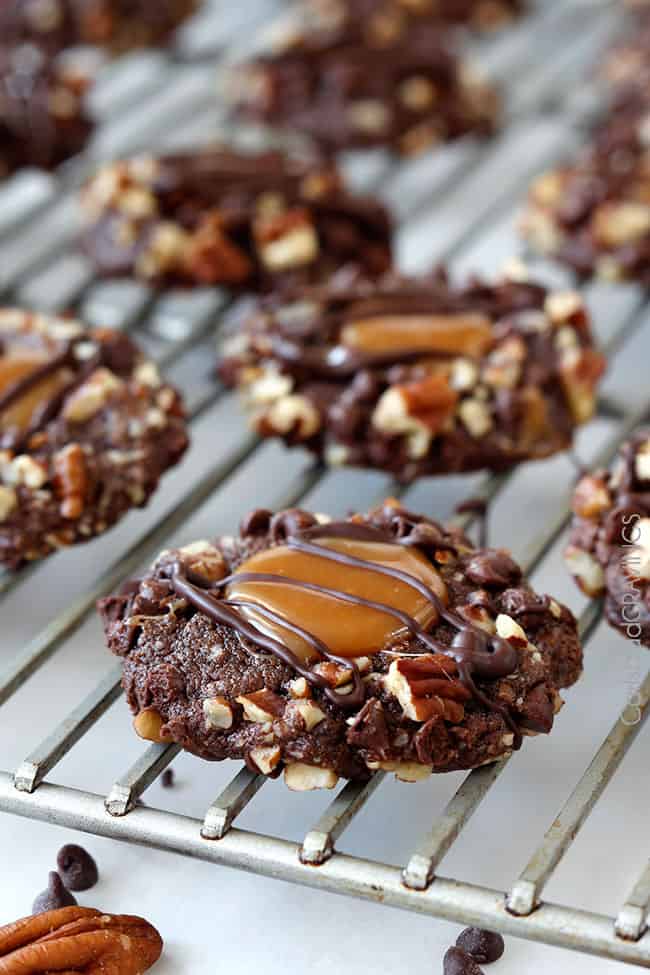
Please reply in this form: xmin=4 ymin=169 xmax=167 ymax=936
xmin=0 ymin=352 xmax=68 ymax=433
xmin=340 ymin=313 xmax=493 ymax=358
xmin=226 ymin=537 xmax=446 ymax=664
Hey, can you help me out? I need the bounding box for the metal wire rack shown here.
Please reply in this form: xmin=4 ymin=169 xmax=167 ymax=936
xmin=0 ymin=0 xmax=649 ymax=967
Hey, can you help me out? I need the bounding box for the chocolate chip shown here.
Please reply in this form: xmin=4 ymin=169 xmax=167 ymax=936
xmin=456 ymin=928 xmax=505 ymax=965
xmin=465 ymin=550 xmax=521 ymax=588
xmin=443 ymin=947 xmax=484 ymax=975
xmin=270 ymin=508 xmax=318 ymax=541
xmin=32 ymin=872 xmax=77 ymax=914
xmin=519 ymin=684 xmax=555 ymax=735
xmin=56 ymin=844 xmax=99 ymax=892
xmin=240 ymin=508 xmax=273 ymax=536
xmin=162 ymin=768 xmax=175 ymax=788
xmin=499 ymin=588 xmax=549 ymax=618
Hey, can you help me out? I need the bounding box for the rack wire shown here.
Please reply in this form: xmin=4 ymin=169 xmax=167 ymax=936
xmin=0 ymin=0 xmax=649 ymax=967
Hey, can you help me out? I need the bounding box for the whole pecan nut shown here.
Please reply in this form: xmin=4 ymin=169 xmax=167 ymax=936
xmin=0 ymin=906 xmax=163 ymax=974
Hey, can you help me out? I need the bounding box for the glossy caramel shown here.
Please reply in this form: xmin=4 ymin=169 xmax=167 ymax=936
xmin=226 ymin=536 xmax=447 ymax=663
xmin=0 ymin=351 xmax=67 ymax=433
xmin=340 ymin=313 xmax=493 ymax=359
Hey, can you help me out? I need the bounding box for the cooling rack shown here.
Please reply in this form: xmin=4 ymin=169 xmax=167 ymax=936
xmin=0 ymin=0 xmax=649 ymax=968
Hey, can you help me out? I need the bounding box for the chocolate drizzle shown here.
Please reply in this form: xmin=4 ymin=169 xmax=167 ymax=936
xmin=171 ymin=564 xmax=366 ymax=709
xmin=0 ymin=345 xmax=71 ymax=416
xmin=269 ymin=334 xmax=457 ymax=379
xmin=169 ymin=520 xmax=523 ymax=744
xmin=0 ymin=336 xmax=104 ymax=451
xmin=232 ymin=271 xmax=565 ymax=394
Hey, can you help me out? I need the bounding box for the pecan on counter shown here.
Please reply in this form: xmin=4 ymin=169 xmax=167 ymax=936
xmin=0 ymin=907 xmax=162 ymax=974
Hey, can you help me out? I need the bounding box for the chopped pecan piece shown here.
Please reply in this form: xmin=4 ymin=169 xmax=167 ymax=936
xmin=185 ymin=213 xmax=253 ymax=285
xmin=396 ymin=373 xmax=459 ymax=433
xmin=237 ymin=688 xmax=286 ymax=723
xmin=253 ymin=208 xmax=320 ymax=271
xmin=53 ymin=444 xmax=88 ymax=520
xmin=346 ymin=698 xmax=391 ymax=760
xmin=384 ymin=654 xmax=470 ymax=723
xmin=571 ymin=474 xmax=611 ymax=519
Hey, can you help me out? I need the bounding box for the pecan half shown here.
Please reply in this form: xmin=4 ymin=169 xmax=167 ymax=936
xmin=0 ymin=907 xmax=162 ymax=974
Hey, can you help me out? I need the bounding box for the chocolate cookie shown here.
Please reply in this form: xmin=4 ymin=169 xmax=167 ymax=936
xmin=601 ymin=14 xmax=650 ymax=97
xmin=565 ymin=430 xmax=650 ymax=646
xmin=99 ymin=500 xmax=583 ymax=788
xmin=306 ymin=0 xmax=525 ymax=33
xmin=0 ymin=1 xmax=75 ymax=53
xmin=230 ymin=15 xmax=499 ymax=156
xmin=520 ymin=103 xmax=650 ymax=285
xmin=0 ymin=309 xmax=188 ymax=570
xmin=218 ymin=266 xmax=605 ymax=482
xmin=0 ymin=44 xmax=93 ymax=178
xmin=0 ymin=0 xmax=196 ymax=55
xmin=80 ymin=148 xmax=392 ymax=290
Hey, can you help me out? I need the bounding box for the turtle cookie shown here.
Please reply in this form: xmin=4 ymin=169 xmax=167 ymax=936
xmin=219 ymin=266 xmax=605 ymax=482
xmin=81 ymin=147 xmax=392 ymax=290
xmin=0 ymin=309 xmax=188 ymax=569
xmin=99 ymin=500 xmax=583 ymax=790
xmin=230 ymin=13 xmax=499 ymax=157
xmin=520 ymin=103 xmax=650 ymax=286
xmin=566 ymin=429 xmax=650 ymax=646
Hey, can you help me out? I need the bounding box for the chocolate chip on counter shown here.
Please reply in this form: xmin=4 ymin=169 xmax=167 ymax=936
xmin=32 ymin=872 xmax=78 ymax=914
xmin=162 ymin=768 xmax=175 ymax=788
xmin=443 ymin=946 xmax=484 ymax=975
xmin=56 ymin=844 xmax=99 ymax=892
xmin=456 ymin=928 xmax=505 ymax=965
